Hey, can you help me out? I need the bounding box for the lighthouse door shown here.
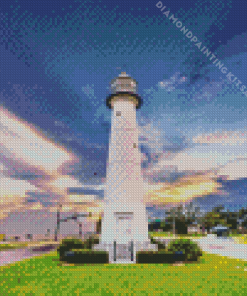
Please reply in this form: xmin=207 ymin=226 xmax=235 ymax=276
xmin=114 ymin=212 xmax=134 ymax=262
xmin=115 ymin=212 xmax=133 ymax=243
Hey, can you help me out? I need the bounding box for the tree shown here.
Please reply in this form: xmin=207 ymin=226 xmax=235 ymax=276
xmin=96 ymin=216 xmax=102 ymax=234
xmin=202 ymin=211 xmax=227 ymax=232
xmin=219 ymin=211 xmax=238 ymax=232
xmin=238 ymin=207 xmax=247 ymax=233
xmin=212 ymin=205 xmax=225 ymax=213
xmin=165 ymin=204 xmax=191 ymax=234
xmin=238 ymin=207 xmax=247 ymax=219
xmin=160 ymin=220 xmax=167 ymax=231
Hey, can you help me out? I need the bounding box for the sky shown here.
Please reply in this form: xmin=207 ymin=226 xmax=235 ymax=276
xmin=0 ymin=0 xmax=247 ymax=237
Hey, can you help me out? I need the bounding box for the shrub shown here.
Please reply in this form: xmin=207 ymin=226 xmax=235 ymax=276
xmin=58 ymin=238 xmax=84 ymax=260
xmin=64 ymin=249 xmax=109 ymax=264
xmin=136 ymin=250 xmax=186 ymax=264
xmin=167 ymin=239 xmax=202 ymax=262
xmin=58 ymin=236 xmax=100 ymax=260
xmin=84 ymin=235 xmax=99 ymax=249
xmin=150 ymin=237 xmax=166 ymax=251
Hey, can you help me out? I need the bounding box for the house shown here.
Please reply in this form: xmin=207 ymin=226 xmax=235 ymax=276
xmin=187 ymin=225 xmax=198 ymax=234
xmin=187 ymin=223 xmax=203 ymax=234
xmin=4 ymin=235 xmax=20 ymax=242
xmin=211 ymin=225 xmax=229 ymax=237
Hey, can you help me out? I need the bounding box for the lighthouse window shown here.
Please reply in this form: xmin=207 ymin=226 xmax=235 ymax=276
xmin=116 ymin=111 xmax=121 ymax=116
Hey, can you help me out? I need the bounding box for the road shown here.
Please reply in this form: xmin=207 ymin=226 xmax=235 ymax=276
xmin=0 ymin=244 xmax=58 ymax=267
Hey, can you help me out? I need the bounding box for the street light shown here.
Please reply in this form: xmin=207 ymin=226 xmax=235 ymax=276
xmin=54 ymin=203 xmax=92 ymax=242
xmin=54 ymin=204 xmax=62 ymax=242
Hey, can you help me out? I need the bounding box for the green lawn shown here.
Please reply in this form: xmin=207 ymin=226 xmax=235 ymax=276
xmin=0 ymin=241 xmax=59 ymax=251
xmin=0 ymin=243 xmax=28 ymax=251
xmin=149 ymin=232 xmax=207 ymax=238
xmin=1 ymin=250 xmax=247 ymax=295
xmin=150 ymin=232 xmax=247 ymax=237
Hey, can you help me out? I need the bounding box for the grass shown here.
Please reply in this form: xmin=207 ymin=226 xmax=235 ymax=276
xmin=1 ymin=250 xmax=247 ymax=295
xmin=230 ymin=235 xmax=247 ymax=245
xmin=150 ymin=232 xmax=247 ymax=240
xmin=0 ymin=243 xmax=28 ymax=251
xmin=149 ymin=232 xmax=207 ymax=239
xmin=0 ymin=241 xmax=60 ymax=251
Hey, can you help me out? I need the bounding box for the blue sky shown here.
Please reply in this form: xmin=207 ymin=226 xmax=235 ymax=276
xmin=0 ymin=0 xmax=247 ymax=236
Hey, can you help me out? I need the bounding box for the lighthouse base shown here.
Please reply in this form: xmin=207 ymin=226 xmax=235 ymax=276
xmin=93 ymin=240 xmax=158 ymax=264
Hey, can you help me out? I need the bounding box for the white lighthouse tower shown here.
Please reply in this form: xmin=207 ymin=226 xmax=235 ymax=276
xmin=93 ymin=72 xmax=157 ymax=263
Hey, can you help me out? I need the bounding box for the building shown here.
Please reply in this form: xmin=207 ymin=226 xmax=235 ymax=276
xmin=93 ymin=72 xmax=157 ymax=263
xmin=187 ymin=224 xmax=199 ymax=234
xmin=211 ymin=225 xmax=229 ymax=237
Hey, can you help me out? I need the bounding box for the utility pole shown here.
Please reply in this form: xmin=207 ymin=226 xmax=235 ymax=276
xmin=169 ymin=208 xmax=176 ymax=236
xmin=173 ymin=213 xmax=176 ymax=236
xmin=54 ymin=204 xmax=62 ymax=242
xmin=54 ymin=210 xmax=91 ymax=242
xmin=45 ymin=229 xmax=50 ymax=241
xmin=79 ymin=223 xmax=83 ymax=240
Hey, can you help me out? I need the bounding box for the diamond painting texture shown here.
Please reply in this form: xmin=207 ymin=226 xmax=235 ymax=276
xmin=0 ymin=0 xmax=247 ymax=295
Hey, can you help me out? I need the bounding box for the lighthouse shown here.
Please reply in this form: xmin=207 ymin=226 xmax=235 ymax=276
xmin=93 ymin=72 xmax=157 ymax=263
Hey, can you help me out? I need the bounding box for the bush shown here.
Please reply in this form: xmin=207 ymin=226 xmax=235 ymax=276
xmin=84 ymin=236 xmax=99 ymax=249
xmin=150 ymin=237 xmax=166 ymax=251
xmin=136 ymin=251 xmax=186 ymax=264
xmin=58 ymin=238 xmax=84 ymax=260
xmin=58 ymin=236 xmax=100 ymax=260
xmin=167 ymin=239 xmax=202 ymax=262
xmin=64 ymin=249 xmax=109 ymax=264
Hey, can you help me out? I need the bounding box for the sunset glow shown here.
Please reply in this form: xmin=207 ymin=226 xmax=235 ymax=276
xmin=0 ymin=107 xmax=76 ymax=175
xmin=144 ymin=175 xmax=221 ymax=206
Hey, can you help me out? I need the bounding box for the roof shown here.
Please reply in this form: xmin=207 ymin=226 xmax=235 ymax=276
xmin=212 ymin=225 xmax=229 ymax=230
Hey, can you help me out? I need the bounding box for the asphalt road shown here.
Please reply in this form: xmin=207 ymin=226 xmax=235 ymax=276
xmin=0 ymin=245 xmax=57 ymax=266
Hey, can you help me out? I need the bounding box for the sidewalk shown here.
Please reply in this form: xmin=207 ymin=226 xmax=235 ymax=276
xmin=192 ymin=236 xmax=247 ymax=261
xmin=153 ymin=235 xmax=247 ymax=261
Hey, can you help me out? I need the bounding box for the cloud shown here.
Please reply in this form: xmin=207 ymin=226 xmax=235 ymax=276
xmin=191 ymin=80 xmax=225 ymax=103
xmin=0 ymin=106 xmax=90 ymax=218
xmin=67 ymin=194 xmax=97 ymax=203
xmin=138 ymin=123 xmax=164 ymax=152
xmin=193 ymin=130 xmax=247 ymax=145
xmin=82 ymin=84 xmax=95 ymax=96
xmin=67 ymin=187 xmax=104 ymax=199
xmin=141 ymin=130 xmax=247 ymax=208
xmin=47 ymin=176 xmax=83 ymax=194
xmin=158 ymin=72 xmax=188 ymax=91
xmin=151 ymin=139 xmax=247 ymax=175
xmin=0 ymin=176 xmax=37 ymax=200
xmin=0 ymin=163 xmax=8 ymax=174
xmin=28 ymin=202 xmax=44 ymax=211
xmin=0 ymin=106 xmax=78 ymax=175
xmin=143 ymin=173 xmax=222 ymax=207
xmin=217 ymin=159 xmax=247 ymax=180
xmin=0 ymin=199 xmax=43 ymax=222
xmin=138 ymin=123 xmax=247 ymax=207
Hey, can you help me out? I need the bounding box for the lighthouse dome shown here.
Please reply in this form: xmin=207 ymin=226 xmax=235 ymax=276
xmin=110 ymin=72 xmax=137 ymax=94
xmin=106 ymin=72 xmax=142 ymax=109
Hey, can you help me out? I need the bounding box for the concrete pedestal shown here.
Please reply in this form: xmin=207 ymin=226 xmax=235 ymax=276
xmin=93 ymin=241 xmax=157 ymax=263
